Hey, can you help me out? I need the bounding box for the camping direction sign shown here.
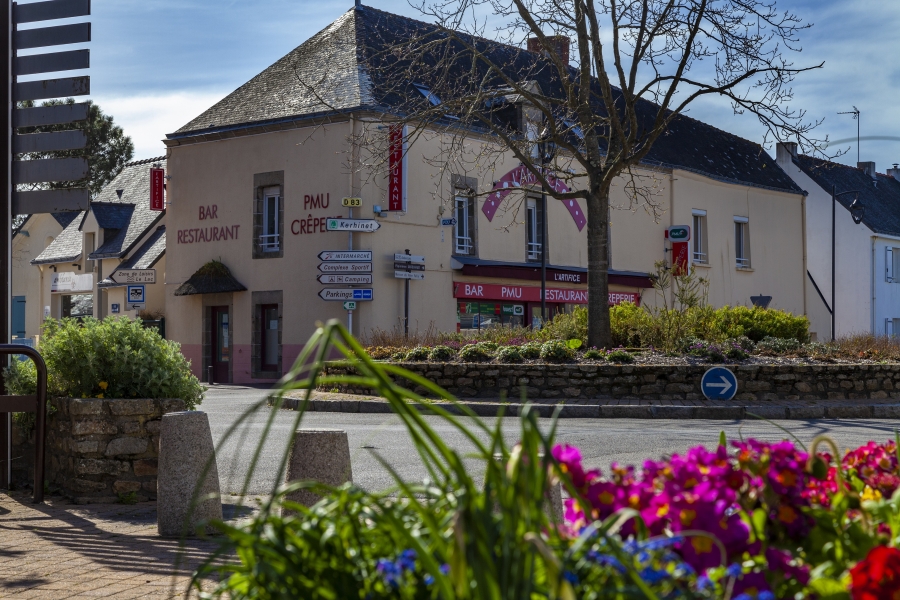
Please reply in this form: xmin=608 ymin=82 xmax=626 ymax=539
xmin=110 ymin=269 xmax=156 ymax=284
xmin=701 ymin=367 xmax=738 ymax=401
xmin=317 ymin=274 xmax=373 ymax=284
xmin=326 ymin=219 xmax=381 ymax=232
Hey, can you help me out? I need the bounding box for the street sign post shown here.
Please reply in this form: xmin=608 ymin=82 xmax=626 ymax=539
xmin=394 ymin=271 xmax=424 ymax=280
xmin=317 ymin=250 xmax=372 ymax=261
xmin=394 ymin=250 xmax=424 ymax=337
xmin=127 ymin=303 xmax=145 ymax=311
xmin=110 ymin=269 xmax=156 ymax=284
xmin=394 ymin=253 xmax=425 ymax=263
xmin=317 ymin=262 xmax=372 ymax=273
xmin=316 ymin=274 xmax=373 ymax=284
xmin=126 ymin=285 xmax=146 ymax=305
xmin=666 ymin=225 xmax=691 ymax=241
xmin=326 ymin=218 xmax=381 ymax=232
xmin=440 ymin=217 xmax=457 ymax=227
xmin=393 ymin=262 xmax=425 ymax=271
xmin=700 ymin=367 xmax=738 ymax=401
xmin=343 ymin=301 xmax=357 ymax=310
xmin=319 ymin=288 xmax=374 ymax=301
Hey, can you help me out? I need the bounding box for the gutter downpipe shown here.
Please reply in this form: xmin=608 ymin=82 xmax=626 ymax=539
xmin=800 ymin=194 xmax=808 ymax=333
xmin=872 ymin=236 xmax=876 ymax=335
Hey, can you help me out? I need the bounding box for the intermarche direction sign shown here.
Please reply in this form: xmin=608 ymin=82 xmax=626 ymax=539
xmin=317 ymin=274 xmax=373 ymax=285
xmin=317 ymin=262 xmax=372 ymax=273
xmin=326 ymin=218 xmax=381 ymax=232
xmin=319 ymin=288 xmax=374 ymax=301
xmin=110 ymin=269 xmax=156 ymax=284
xmin=700 ymin=367 xmax=738 ymax=401
xmin=318 ymin=250 xmax=373 ymax=262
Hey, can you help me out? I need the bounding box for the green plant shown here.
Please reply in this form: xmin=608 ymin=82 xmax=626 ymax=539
xmin=539 ymin=340 xmax=574 ymax=363
xmin=475 ymin=341 xmax=499 ymax=352
xmin=606 ymin=349 xmax=635 ymax=364
xmin=756 ymin=336 xmax=802 ymax=355
xmin=427 ymin=345 xmax=455 ymax=361
xmin=610 ymin=301 xmax=652 ymax=347
xmin=583 ymin=348 xmax=605 ymax=360
xmin=495 ymin=345 xmax=523 ymax=363
xmin=566 ymin=338 xmax=582 ymax=350
xmin=404 ymin=346 xmax=430 ymax=361
xmin=117 ymin=491 xmax=138 ymax=505
xmin=519 ymin=341 xmax=543 ymax=359
xmin=6 ymin=317 xmax=203 ymax=409
xmin=538 ymin=306 xmax=587 ymax=344
xmin=458 ymin=343 xmax=492 ymax=362
xmin=391 ymin=350 xmax=408 ymax=361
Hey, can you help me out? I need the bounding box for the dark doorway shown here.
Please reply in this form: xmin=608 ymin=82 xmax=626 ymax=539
xmin=260 ymin=304 xmax=279 ymax=371
xmin=210 ymin=306 xmax=230 ymax=383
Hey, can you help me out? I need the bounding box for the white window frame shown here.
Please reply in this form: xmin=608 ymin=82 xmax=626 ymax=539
xmin=692 ymin=210 xmax=707 ymax=264
xmin=454 ymin=194 xmax=474 ymax=255
xmin=886 ymin=247 xmax=900 ymax=283
xmin=887 ymin=318 xmax=900 ymax=337
xmin=526 ymin=197 xmax=542 ymax=261
xmin=260 ymin=187 xmax=280 ymax=252
xmin=734 ymin=216 xmax=750 ymax=269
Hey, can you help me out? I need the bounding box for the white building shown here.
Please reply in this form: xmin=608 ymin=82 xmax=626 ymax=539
xmin=777 ymin=142 xmax=900 ymax=339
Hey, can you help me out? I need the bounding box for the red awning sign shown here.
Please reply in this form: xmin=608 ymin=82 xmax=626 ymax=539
xmin=453 ymin=282 xmax=640 ymax=306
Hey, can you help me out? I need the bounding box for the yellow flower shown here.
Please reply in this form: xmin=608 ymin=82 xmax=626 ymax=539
xmin=96 ymin=393 xmax=104 ymax=399
xmin=98 ymin=381 xmax=108 ymax=391
xmin=862 ymin=486 xmax=882 ymax=501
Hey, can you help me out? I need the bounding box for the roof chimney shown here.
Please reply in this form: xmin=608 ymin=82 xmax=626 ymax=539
xmin=858 ymin=161 xmax=877 ymax=179
xmin=887 ymin=164 xmax=900 ymax=180
xmin=527 ymin=36 xmax=570 ymax=65
xmin=776 ymin=142 xmax=798 ymax=164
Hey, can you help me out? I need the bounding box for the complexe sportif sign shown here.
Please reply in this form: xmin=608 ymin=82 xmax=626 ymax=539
xmin=317 ymin=262 xmax=372 ymax=273
xmin=453 ymin=283 xmax=640 ymax=306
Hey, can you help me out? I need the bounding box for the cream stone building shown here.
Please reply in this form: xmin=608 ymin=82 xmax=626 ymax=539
xmin=163 ymin=5 xmax=810 ymax=384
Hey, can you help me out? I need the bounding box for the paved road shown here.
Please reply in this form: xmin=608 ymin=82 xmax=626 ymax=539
xmin=203 ymin=385 xmax=900 ymax=495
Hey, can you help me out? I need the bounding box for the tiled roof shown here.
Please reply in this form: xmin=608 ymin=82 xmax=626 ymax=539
xmin=91 ymin=202 xmax=134 ymax=230
xmin=795 ymin=155 xmax=900 ymax=237
xmin=52 ymin=212 xmax=79 ymax=228
xmin=170 ymin=6 xmax=801 ymax=194
xmin=120 ymin=225 xmax=165 ymax=270
xmin=90 ymin=157 xmax=166 ymax=259
xmin=32 ymin=211 xmax=85 ymax=264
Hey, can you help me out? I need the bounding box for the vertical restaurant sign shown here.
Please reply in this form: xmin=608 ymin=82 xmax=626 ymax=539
xmin=150 ymin=167 xmax=165 ymax=211
xmin=388 ymin=124 xmax=407 ymax=211
xmin=672 ymin=241 xmax=690 ymax=275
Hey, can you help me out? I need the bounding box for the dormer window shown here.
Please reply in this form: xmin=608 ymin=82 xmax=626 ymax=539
xmin=413 ymin=83 xmax=441 ymax=106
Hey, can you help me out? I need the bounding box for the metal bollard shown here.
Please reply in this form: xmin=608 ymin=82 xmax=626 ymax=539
xmin=207 ymin=366 xmax=214 ymax=386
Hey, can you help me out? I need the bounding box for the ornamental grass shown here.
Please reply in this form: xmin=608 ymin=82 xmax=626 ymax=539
xmin=191 ymin=320 xmax=900 ymax=599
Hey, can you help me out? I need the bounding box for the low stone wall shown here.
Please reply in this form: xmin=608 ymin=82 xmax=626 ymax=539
xmin=11 ymin=397 xmax=185 ymax=503
xmin=324 ymin=362 xmax=900 ymax=403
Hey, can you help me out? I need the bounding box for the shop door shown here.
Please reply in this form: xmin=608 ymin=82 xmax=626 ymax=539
xmin=210 ymin=306 xmax=230 ymax=383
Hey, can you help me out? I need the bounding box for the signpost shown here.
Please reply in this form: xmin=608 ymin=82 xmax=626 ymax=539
xmin=700 ymin=367 xmax=738 ymax=401
xmin=394 ymin=271 xmax=424 ymax=280
xmin=2 ymin=0 xmax=94 ymax=489
xmin=341 ymin=197 xmax=361 ymax=207
xmin=317 ymin=262 xmax=372 ymax=273
xmin=394 ymin=250 xmax=424 ymax=337
xmin=326 ymin=218 xmax=381 ymax=232
xmin=343 ymin=301 xmax=357 ymax=310
xmin=110 ymin=269 xmax=156 ymax=284
xmin=318 ymin=288 xmax=374 ymax=301
xmin=666 ymin=225 xmax=691 ymax=241
xmin=126 ymin=285 xmax=146 ymax=306
xmin=440 ymin=217 xmax=457 ymax=227
xmin=317 ymin=250 xmax=372 ymax=261
xmin=317 ymin=274 xmax=373 ymax=284
xmin=665 ymin=225 xmax=691 ymax=275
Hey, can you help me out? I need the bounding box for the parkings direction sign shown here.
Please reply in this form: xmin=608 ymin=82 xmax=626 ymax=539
xmin=326 ymin=218 xmax=381 ymax=232
xmin=110 ymin=269 xmax=156 ymax=284
xmin=319 ymin=288 xmax=374 ymax=301
xmin=318 ymin=250 xmax=373 ymax=261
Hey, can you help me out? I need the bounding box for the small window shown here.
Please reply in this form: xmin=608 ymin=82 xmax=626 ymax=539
xmin=734 ymin=217 xmax=750 ymax=269
xmin=692 ymin=211 xmax=707 ymax=264
xmin=260 ymin=304 xmax=279 ymax=371
xmin=526 ymin=197 xmax=543 ymax=261
xmin=454 ymin=194 xmax=476 ymax=255
xmin=887 ymin=247 xmax=900 ymax=283
xmin=261 ymin=187 xmax=281 ymax=252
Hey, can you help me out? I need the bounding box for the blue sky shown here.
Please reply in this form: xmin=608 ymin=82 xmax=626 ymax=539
xmin=41 ymin=0 xmax=900 ymax=170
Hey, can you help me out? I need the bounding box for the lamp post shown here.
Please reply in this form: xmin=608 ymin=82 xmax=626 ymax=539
xmin=832 ymin=185 xmax=864 ymax=340
xmin=537 ymin=133 xmax=556 ymax=324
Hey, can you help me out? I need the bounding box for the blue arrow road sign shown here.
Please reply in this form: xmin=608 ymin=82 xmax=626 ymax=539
xmin=701 ymin=367 xmax=738 ymax=400
xmin=352 ymin=289 xmax=373 ymax=300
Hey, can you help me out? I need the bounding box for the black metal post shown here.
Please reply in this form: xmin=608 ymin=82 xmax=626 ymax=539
xmin=207 ymin=365 xmax=214 ymax=386
xmin=404 ymin=248 xmax=410 ymax=338
xmin=541 ymin=186 xmax=547 ymax=323
xmin=832 ymin=184 xmax=836 ymax=341
xmin=0 ymin=0 xmax=11 ymax=490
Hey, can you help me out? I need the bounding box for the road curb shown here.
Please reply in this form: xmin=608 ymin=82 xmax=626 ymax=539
xmin=270 ymin=397 xmax=900 ymax=420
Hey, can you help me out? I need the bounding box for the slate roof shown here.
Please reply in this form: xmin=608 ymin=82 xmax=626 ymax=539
xmin=52 ymin=212 xmax=79 ymax=228
xmin=170 ymin=6 xmax=801 ymax=194
xmin=90 ymin=157 xmax=166 ymax=259
xmin=174 ymin=261 xmax=246 ymax=296
xmin=32 ymin=211 xmax=86 ymax=264
xmin=795 ymin=155 xmax=900 ymax=237
xmin=97 ymin=226 xmax=166 ymax=287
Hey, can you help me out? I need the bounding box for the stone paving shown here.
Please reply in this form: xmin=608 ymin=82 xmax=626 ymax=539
xmin=0 ymin=491 xmax=245 ymax=599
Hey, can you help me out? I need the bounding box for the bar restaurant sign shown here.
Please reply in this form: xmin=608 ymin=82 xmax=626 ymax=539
xmin=51 ymin=272 xmax=93 ymax=293
xmin=453 ymin=282 xmax=640 ymax=306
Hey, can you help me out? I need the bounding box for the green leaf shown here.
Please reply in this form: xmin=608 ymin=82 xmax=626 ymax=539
xmin=807 ymin=577 xmax=851 ymax=600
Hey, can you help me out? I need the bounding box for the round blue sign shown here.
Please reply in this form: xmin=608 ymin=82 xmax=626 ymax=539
xmin=701 ymin=367 xmax=738 ymax=401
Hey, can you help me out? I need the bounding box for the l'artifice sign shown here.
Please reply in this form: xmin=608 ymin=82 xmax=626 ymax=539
xmin=387 ymin=124 xmax=407 ymax=212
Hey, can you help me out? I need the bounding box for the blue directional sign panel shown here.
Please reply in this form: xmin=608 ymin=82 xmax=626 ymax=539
xmin=352 ymin=289 xmax=373 ymax=300
xmin=701 ymin=367 xmax=738 ymax=401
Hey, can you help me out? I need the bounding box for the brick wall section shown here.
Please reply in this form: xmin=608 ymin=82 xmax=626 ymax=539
xmin=11 ymin=397 xmax=185 ymax=503
xmin=324 ymin=363 xmax=900 ymax=403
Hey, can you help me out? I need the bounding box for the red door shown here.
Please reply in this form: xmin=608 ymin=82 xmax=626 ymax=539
xmin=210 ymin=306 xmax=230 ymax=383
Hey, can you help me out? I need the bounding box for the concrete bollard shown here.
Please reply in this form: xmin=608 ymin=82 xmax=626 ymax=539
xmin=285 ymin=429 xmax=353 ymax=507
xmin=157 ymin=411 xmax=223 ymax=537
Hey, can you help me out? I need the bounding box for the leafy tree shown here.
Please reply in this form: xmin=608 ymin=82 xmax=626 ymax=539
xmin=17 ymin=98 xmax=134 ymax=198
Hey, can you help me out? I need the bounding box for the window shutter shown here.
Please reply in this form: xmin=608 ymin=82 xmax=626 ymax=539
xmin=887 ymin=247 xmax=894 ymax=283
xmin=894 ymin=248 xmax=900 ymax=284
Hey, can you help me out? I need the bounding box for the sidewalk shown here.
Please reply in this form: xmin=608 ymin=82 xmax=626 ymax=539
xmin=0 ymin=491 xmax=243 ymax=599
xmin=275 ymin=391 xmax=900 ymax=420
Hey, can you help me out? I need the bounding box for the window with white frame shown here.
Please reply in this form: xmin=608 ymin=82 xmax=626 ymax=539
xmin=692 ymin=210 xmax=707 ymax=264
xmin=886 ymin=318 xmax=900 ymax=337
xmin=454 ymin=194 xmax=476 ymax=255
xmin=734 ymin=217 xmax=750 ymax=268
xmin=526 ymin=197 xmax=543 ymax=261
xmin=886 ymin=247 xmax=900 ymax=282
xmin=260 ymin=187 xmax=281 ymax=252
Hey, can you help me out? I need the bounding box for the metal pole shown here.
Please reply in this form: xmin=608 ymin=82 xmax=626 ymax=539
xmin=832 ymin=184 xmax=836 ymax=341
xmin=0 ymin=0 xmax=11 ymax=490
xmin=348 ymin=205 xmax=353 ymax=334
xmin=541 ymin=185 xmax=547 ymax=323
xmin=404 ymin=248 xmax=410 ymax=338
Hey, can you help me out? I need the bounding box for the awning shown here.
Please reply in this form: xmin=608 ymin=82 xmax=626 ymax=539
xmin=449 ymin=255 xmax=654 ymax=288
xmin=174 ymin=260 xmax=247 ymax=296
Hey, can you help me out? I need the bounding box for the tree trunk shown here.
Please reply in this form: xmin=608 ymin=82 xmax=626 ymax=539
xmin=586 ymin=185 xmax=611 ymax=348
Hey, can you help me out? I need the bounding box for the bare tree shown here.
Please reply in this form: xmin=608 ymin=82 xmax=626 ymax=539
xmin=344 ymin=0 xmax=825 ymax=347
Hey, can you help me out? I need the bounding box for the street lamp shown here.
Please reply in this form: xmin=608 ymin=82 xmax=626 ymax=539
xmin=537 ymin=130 xmax=557 ymax=323
xmin=832 ymin=185 xmax=864 ymax=340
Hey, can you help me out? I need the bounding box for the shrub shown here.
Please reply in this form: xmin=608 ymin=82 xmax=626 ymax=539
xmin=539 ymin=340 xmax=574 ymax=363
xmin=583 ymin=348 xmax=605 ymax=361
xmin=495 ymin=346 xmax=523 ymax=363
xmin=458 ymin=343 xmax=492 ymax=362
xmin=756 ymin=336 xmax=802 ymax=355
xmin=365 ymin=346 xmax=397 ymax=360
xmin=519 ymin=341 xmax=543 ymax=359
xmin=712 ymin=305 xmax=809 ymax=342
xmin=686 ymin=339 xmax=726 ymax=363
xmin=390 ymin=351 xmax=407 ymax=361
xmin=606 ymin=348 xmax=635 ymax=363
xmin=6 ymin=317 xmax=203 ymax=409
xmin=475 ymin=341 xmax=499 ymax=352
xmin=427 ymin=345 xmax=455 ymax=361
xmin=725 ymin=341 xmax=749 ymax=361
xmin=610 ymin=301 xmax=653 ymax=347
xmin=404 ymin=346 xmax=430 ymax=361
xmin=538 ymin=306 xmax=587 ymax=344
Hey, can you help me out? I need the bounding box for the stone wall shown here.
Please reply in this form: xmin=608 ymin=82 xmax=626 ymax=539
xmin=11 ymin=397 xmax=185 ymax=503
xmin=325 ymin=362 xmax=900 ymax=403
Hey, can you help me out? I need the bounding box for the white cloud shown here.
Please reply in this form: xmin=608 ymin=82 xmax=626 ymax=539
xmin=91 ymin=91 xmax=229 ymax=161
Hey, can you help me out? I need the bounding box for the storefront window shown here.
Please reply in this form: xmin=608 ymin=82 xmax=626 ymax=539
xmin=458 ymin=302 xmax=525 ymax=330
xmin=61 ymin=294 xmax=93 ymax=319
